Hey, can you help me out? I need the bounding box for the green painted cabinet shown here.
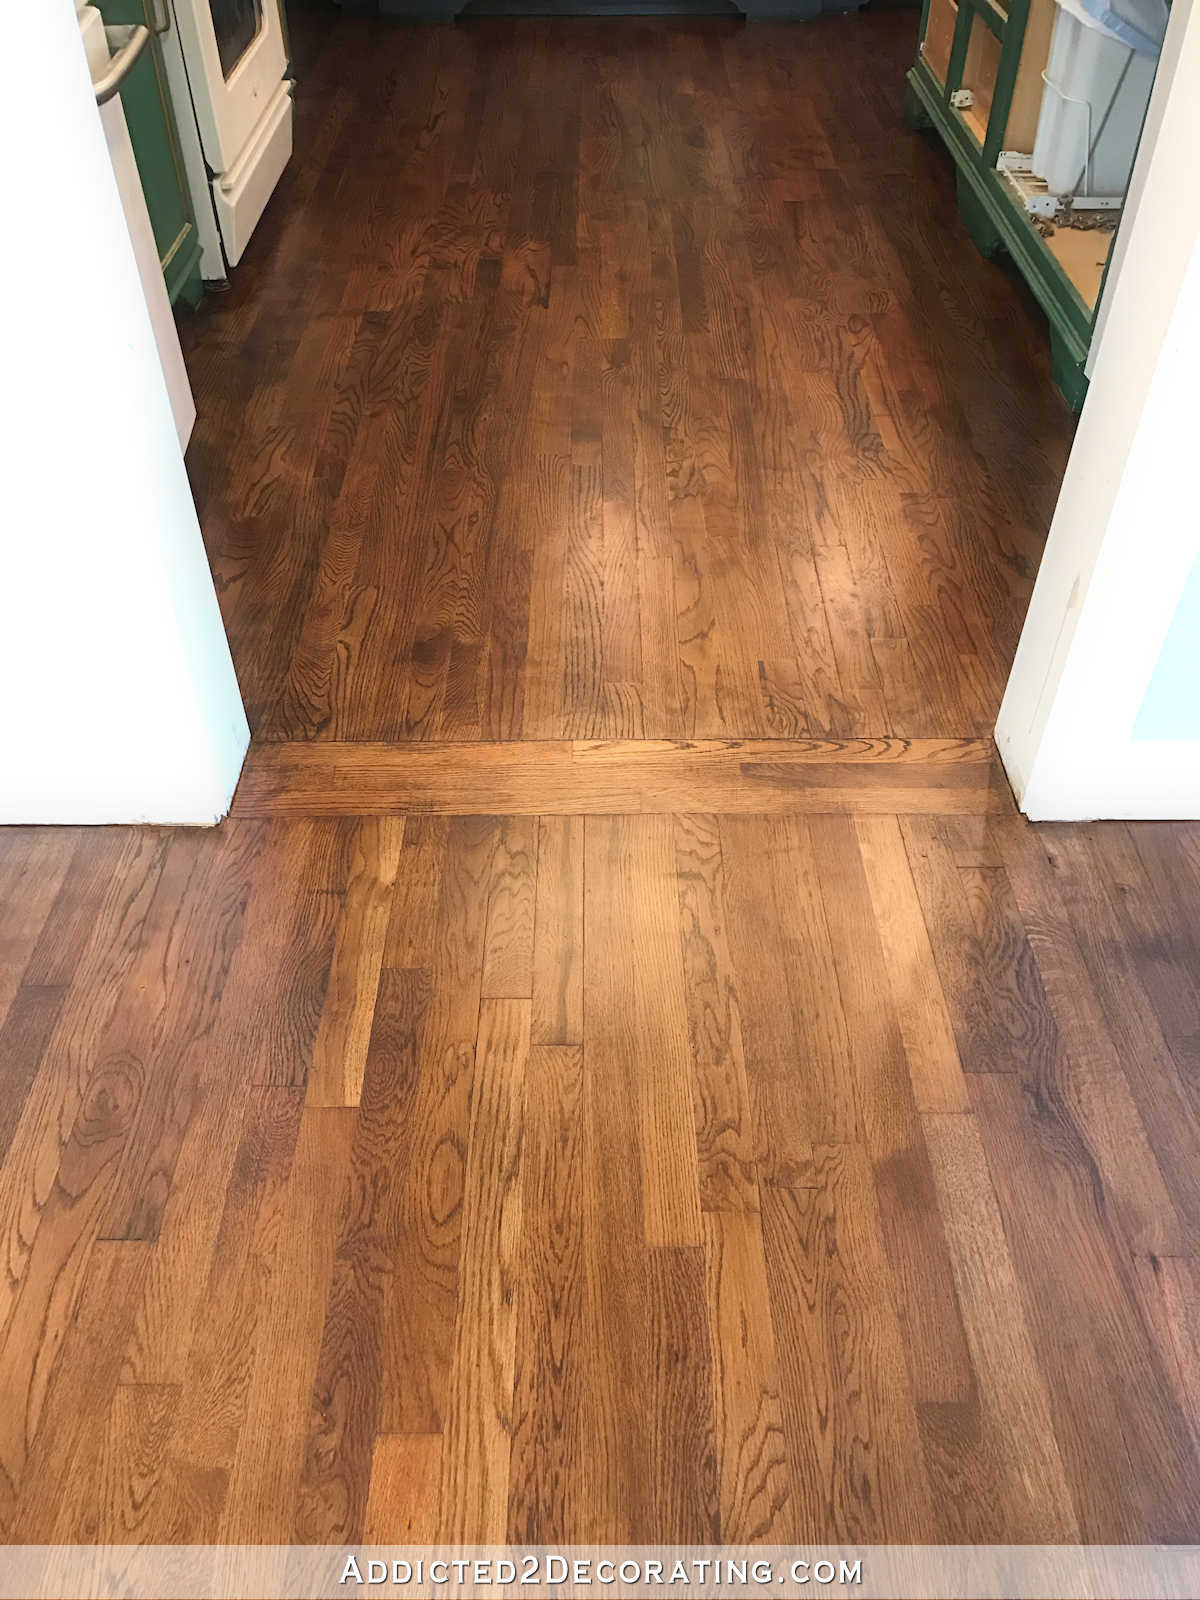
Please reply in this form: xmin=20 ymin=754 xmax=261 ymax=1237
xmin=97 ymin=1 xmax=204 ymax=308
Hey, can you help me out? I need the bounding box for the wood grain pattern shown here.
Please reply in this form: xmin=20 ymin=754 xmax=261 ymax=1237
xmin=4 ymin=2 xmax=1199 ymax=1557
xmin=232 ymin=737 xmax=1013 ymax=817
xmin=1 ymin=813 xmax=1199 ymax=1541
xmin=183 ymin=9 xmax=1069 ymax=749
xmin=307 ymin=818 xmax=406 ymax=1107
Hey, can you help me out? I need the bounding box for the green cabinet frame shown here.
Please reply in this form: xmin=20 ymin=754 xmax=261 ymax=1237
xmin=906 ymin=0 xmax=1099 ymax=408
xmin=99 ymin=0 xmax=205 ymax=309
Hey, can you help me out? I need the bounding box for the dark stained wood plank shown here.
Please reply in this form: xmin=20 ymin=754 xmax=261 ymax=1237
xmin=0 ymin=831 xmax=78 ymax=1032
xmin=717 ymin=815 xmax=819 ymax=1186
xmin=970 ymin=1069 xmax=1200 ymax=1540
xmin=438 ymin=997 xmax=529 ymax=1540
xmin=920 ymin=1112 xmax=1079 ymax=1541
xmin=150 ymin=1085 xmax=304 ymax=1541
xmin=295 ymin=969 xmax=430 ymax=1542
xmin=1092 ymin=823 xmax=1200 ymax=1092
xmin=576 ymin=819 xmax=653 ymax=1541
xmin=761 ymin=1148 xmax=934 ymax=1540
xmin=101 ymin=823 xmax=272 ymax=1241
xmin=647 ymin=1245 xmax=721 ymax=1540
xmin=1136 ymin=1253 xmax=1200 ymax=1451
xmin=247 ymin=822 xmax=355 ymax=1089
xmin=219 ymin=1105 xmax=355 ymax=1542
xmin=381 ymin=815 xmax=449 ymax=971
xmin=995 ymin=819 xmax=1188 ymax=1257
xmin=508 ymin=1045 xmax=586 ymax=1542
xmin=902 ymin=815 xmax=1059 ymax=1078
xmin=0 ymin=986 xmax=66 ymax=1167
xmin=1040 ymin=827 xmax=1200 ymax=1242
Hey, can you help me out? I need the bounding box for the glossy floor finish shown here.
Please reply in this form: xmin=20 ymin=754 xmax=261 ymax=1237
xmin=183 ymin=10 xmax=1072 ymax=744
xmin=1 ymin=815 xmax=1200 ymax=1541
xmin=3 ymin=4 xmax=1200 ymax=1558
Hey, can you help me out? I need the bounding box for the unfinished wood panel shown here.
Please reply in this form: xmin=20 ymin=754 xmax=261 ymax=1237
xmin=1045 ymin=224 xmax=1116 ymax=311
xmin=922 ymin=0 xmax=959 ymax=85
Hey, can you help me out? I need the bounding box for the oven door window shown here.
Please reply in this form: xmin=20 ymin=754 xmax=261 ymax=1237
xmin=210 ymin=0 xmax=263 ymax=78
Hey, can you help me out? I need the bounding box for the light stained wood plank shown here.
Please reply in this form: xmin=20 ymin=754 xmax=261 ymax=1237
xmin=7 ymin=1241 xmax=152 ymax=1540
xmin=673 ymin=814 xmax=759 ymax=1212
xmin=703 ymin=1209 xmax=792 ymax=1540
xmin=232 ymin=738 xmax=1013 ymax=818
xmin=366 ymin=1435 xmax=442 ymax=1542
xmin=481 ymin=818 xmax=537 ymax=1000
xmin=381 ymin=816 xmax=449 ymax=971
xmin=809 ymin=815 xmax=973 ymax=1407
xmin=586 ymin=815 xmax=702 ymax=1248
xmin=308 ymin=817 xmax=406 ymax=1107
xmin=56 ymin=1383 xmax=180 ymax=1543
xmin=855 ymin=814 xmax=968 ymax=1113
xmin=1136 ymin=1254 xmax=1200 ymax=1450
xmin=530 ymin=816 xmax=584 ymax=1046
xmin=379 ymin=817 xmax=500 ymax=1435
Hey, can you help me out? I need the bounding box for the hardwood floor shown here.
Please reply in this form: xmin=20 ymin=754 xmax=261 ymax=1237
xmin=182 ymin=8 xmax=1072 ymax=746
xmin=2 ymin=816 xmax=1200 ymax=1541
xmin=3 ymin=3 xmax=1199 ymax=1562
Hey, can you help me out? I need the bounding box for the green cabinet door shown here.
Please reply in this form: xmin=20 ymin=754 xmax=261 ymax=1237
xmin=97 ymin=1 xmax=204 ymax=308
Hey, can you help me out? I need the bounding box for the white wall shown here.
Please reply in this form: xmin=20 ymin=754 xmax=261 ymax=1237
xmin=996 ymin=0 xmax=1200 ymax=820
xmin=1 ymin=0 xmax=248 ymax=825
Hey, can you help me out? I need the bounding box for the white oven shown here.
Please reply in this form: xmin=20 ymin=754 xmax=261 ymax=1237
xmin=166 ymin=0 xmax=294 ymax=269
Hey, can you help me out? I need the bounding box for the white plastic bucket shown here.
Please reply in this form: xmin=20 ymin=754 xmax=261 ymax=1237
xmin=1031 ymin=0 xmax=1166 ymax=198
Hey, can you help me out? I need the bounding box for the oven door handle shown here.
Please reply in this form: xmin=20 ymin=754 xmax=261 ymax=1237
xmin=92 ymin=22 xmax=149 ymax=105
